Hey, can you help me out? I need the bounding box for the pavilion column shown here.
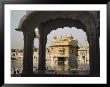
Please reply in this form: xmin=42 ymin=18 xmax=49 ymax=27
xmin=22 ymin=31 xmax=34 ymax=76
xmin=89 ymin=28 xmax=99 ymax=76
xmin=95 ymin=26 xmax=100 ymax=76
xmin=38 ymin=25 xmax=47 ymax=73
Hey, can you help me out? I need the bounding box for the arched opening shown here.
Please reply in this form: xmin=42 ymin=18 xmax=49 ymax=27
xmin=33 ymin=28 xmax=39 ymax=71
xmin=46 ymin=27 xmax=89 ymax=74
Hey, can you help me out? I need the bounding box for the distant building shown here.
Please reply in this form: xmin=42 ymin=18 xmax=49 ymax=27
xmin=33 ymin=51 xmax=39 ymax=70
xmin=78 ymin=45 xmax=90 ymax=70
xmin=47 ymin=35 xmax=79 ymax=70
xmin=11 ymin=49 xmax=23 ymax=74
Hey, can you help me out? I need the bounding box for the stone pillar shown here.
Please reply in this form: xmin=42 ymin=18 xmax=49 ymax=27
xmin=22 ymin=31 xmax=34 ymax=76
xmin=38 ymin=25 xmax=47 ymax=73
xmin=89 ymin=28 xmax=99 ymax=76
xmin=95 ymin=26 xmax=100 ymax=76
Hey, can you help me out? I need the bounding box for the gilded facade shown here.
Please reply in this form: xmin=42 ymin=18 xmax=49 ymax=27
xmin=47 ymin=35 xmax=79 ymax=70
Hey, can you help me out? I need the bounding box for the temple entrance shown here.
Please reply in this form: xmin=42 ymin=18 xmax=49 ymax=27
xmin=57 ymin=57 xmax=66 ymax=70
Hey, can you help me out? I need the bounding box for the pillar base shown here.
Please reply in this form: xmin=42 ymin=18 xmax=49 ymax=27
xmin=37 ymin=70 xmax=46 ymax=74
xmin=21 ymin=72 xmax=34 ymax=77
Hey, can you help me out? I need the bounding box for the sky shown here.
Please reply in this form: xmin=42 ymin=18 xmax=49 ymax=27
xmin=11 ymin=10 xmax=88 ymax=49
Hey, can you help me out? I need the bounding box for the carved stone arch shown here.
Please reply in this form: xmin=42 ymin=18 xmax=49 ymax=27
xmin=38 ymin=17 xmax=96 ymax=75
xmin=17 ymin=11 xmax=98 ymax=31
xmin=16 ymin=11 xmax=100 ymax=76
